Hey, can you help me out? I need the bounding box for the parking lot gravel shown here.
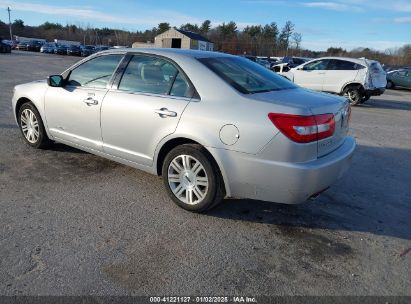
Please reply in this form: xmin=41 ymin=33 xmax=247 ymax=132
xmin=0 ymin=51 xmax=410 ymax=296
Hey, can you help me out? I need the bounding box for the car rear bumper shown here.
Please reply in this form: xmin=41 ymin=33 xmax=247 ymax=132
xmin=365 ymin=87 xmax=385 ymax=96
xmin=212 ymin=136 xmax=356 ymax=204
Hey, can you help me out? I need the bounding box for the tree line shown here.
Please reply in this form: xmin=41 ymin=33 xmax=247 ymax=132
xmin=1 ymin=18 xmax=410 ymax=66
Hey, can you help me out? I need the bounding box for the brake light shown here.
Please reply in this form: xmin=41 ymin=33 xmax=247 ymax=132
xmin=268 ymin=113 xmax=335 ymax=143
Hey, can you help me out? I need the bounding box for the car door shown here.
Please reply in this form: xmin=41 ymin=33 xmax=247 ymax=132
xmin=396 ymin=70 xmax=409 ymax=87
xmin=292 ymin=59 xmax=330 ymax=91
xmin=101 ymin=54 xmax=195 ymax=166
xmin=44 ymin=54 xmax=124 ymax=150
xmin=323 ymin=59 xmax=361 ymax=93
xmin=406 ymin=71 xmax=411 ymax=88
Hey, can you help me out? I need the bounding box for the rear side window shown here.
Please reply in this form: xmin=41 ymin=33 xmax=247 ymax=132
xmin=199 ymin=56 xmax=296 ymax=94
xmin=118 ymin=55 xmax=192 ymax=98
xmin=397 ymin=71 xmax=409 ymax=77
xmin=67 ymin=54 xmax=123 ymax=88
xmin=328 ymin=59 xmax=364 ymax=70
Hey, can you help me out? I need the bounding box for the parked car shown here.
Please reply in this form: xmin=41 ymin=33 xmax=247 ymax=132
xmin=11 ymin=49 xmax=355 ymax=212
xmin=271 ymin=56 xmax=310 ymax=71
xmin=256 ymin=58 xmax=271 ymax=69
xmin=1 ymin=39 xmax=17 ymax=50
xmin=241 ymin=55 xmax=257 ymax=62
xmin=81 ymin=45 xmax=95 ymax=57
xmin=27 ymin=40 xmax=43 ymax=52
xmin=54 ymin=44 xmax=68 ymax=55
xmin=93 ymin=46 xmax=109 ymax=53
xmin=16 ymin=42 xmax=28 ymax=51
xmin=386 ymin=69 xmax=411 ymax=90
xmin=40 ymin=43 xmax=56 ymax=54
xmin=281 ymin=57 xmax=387 ymax=105
xmin=67 ymin=45 xmax=81 ymax=56
xmin=0 ymin=39 xmax=12 ymax=53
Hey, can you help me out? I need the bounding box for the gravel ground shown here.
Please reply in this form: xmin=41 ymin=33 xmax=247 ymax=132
xmin=0 ymin=51 xmax=410 ymax=296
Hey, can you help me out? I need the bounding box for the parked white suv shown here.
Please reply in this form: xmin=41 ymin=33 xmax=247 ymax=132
xmin=281 ymin=57 xmax=387 ymax=105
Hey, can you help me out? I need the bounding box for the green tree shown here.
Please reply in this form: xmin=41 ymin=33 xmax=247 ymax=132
xmin=180 ymin=23 xmax=199 ymax=32
xmin=13 ymin=19 xmax=24 ymax=29
xmin=157 ymin=22 xmax=170 ymax=34
xmin=200 ymin=20 xmax=211 ymax=35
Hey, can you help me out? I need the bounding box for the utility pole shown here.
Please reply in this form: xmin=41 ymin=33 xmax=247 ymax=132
xmin=7 ymin=7 xmax=13 ymax=41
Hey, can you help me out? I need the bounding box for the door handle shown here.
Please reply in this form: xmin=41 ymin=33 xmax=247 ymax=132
xmin=83 ymin=97 xmax=98 ymax=106
xmin=155 ymin=108 xmax=177 ymax=118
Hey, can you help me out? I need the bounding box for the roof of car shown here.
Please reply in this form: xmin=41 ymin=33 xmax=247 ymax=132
xmin=100 ymin=48 xmax=232 ymax=59
xmin=314 ymin=56 xmax=378 ymax=64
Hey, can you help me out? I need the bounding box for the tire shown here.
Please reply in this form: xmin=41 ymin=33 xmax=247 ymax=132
xmin=18 ymin=102 xmax=51 ymax=149
xmin=361 ymin=93 xmax=371 ymax=103
xmin=343 ymin=86 xmax=362 ymax=106
xmin=386 ymin=80 xmax=395 ymax=89
xmin=162 ymin=144 xmax=225 ymax=212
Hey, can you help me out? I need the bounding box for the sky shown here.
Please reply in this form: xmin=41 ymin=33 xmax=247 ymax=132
xmin=0 ymin=0 xmax=410 ymax=51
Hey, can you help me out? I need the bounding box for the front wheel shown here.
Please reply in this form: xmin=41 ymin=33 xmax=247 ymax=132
xmin=162 ymin=144 xmax=225 ymax=212
xmin=343 ymin=87 xmax=362 ymax=106
xmin=18 ymin=103 xmax=51 ymax=149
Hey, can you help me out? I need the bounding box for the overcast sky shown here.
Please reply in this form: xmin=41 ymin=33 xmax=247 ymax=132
xmin=1 ymin=0 xmax=410 ymax=51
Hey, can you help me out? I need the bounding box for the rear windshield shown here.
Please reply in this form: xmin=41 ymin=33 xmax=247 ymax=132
xmin=369 ymin=62 xmax=385 ymax=74
xmin=198 ymin=56 xmax=296 ymax=94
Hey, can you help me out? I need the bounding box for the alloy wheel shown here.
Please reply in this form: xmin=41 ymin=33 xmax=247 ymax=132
xmin=167 ymin=155 xmax=209 ymax=205
xmin=20 ymin=109 xmax=39 ymax=143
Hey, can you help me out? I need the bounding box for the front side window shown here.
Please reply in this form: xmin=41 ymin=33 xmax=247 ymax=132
xmin=67 ymin=54 xmax=123 ymax=89
xmin=198 ymin=56 xmax=296 ymax=94
xmin=303 ymin=60 xmax=329 ymax=71
xmin=118 ymin=55 xmax=192 ymax=97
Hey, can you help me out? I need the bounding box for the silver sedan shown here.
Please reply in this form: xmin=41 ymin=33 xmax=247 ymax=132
xmin=12 ymin=48 xmax=355 ymax=212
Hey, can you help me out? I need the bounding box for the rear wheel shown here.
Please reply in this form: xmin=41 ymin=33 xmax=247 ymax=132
xmin=361 ymin=93 xmax=371 ymax=103
xmin=343 ymin=86 xmax=362 ymax=106
xmin=18 ymin=103 xmax=51 ymax=149
xmin=162 ymin=144 xmax=224 ymax=212
xmin=386 ymin=80 xmax=395 ymax=89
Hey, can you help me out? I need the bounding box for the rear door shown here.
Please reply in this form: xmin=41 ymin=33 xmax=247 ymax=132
xmin=322 ymin=59 xmax=361 ymax=93
xmin=292 ymin=59 xmax=330 ymax=91
xmin=101 ymin=54 xmax=194 ymax=166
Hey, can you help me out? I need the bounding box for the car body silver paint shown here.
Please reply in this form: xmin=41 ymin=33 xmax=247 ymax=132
xmin=12 ymin=48 xmax=356 ymax=204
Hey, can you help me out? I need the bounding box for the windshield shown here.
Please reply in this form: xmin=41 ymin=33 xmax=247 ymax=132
xmin=198 ymin=56 xmax=296 ymax=94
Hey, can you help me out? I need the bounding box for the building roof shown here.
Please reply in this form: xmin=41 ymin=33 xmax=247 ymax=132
xmin=175 ymin=29 xmax=212 ymax=43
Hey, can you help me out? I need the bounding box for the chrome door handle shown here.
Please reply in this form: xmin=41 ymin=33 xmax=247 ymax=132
xmin=83 ymin=97 xmax=98 ymax=106
xmin=155 ymin=108 xmax=177 ymax=118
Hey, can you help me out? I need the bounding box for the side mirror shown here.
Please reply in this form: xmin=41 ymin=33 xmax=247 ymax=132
xmin=47 ymin=75 xmax=64 ymax=87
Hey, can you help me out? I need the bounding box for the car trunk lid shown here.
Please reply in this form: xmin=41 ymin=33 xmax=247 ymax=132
xmin=252 ymin=88 xmax=350 ymax=157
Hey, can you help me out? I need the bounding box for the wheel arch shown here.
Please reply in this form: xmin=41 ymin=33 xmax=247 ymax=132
xmin=341 ymin=82 xmax=364 ymax=94
xmin=154 ymin=136 xmax=231 ymax=197
xmin=15 ymin=97 xmax=32 ymax=119
xmin=15 ymin=97 xmax=52 ymax=139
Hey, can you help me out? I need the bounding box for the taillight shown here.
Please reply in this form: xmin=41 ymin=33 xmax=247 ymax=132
xmin=268 ymin=113 xmax=335 ymax=143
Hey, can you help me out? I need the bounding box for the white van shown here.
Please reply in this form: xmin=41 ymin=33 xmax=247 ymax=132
xmin=282 ymin=57 xmax=387 ymax=105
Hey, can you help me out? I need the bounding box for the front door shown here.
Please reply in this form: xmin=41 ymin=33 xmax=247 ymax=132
xmin=293 ymin=59 xmax=330 ymax=91
xmin=101 ymin=55 xmax=194 ymax=166
xmin=44 ymin=54 xmax=124 ymax=150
